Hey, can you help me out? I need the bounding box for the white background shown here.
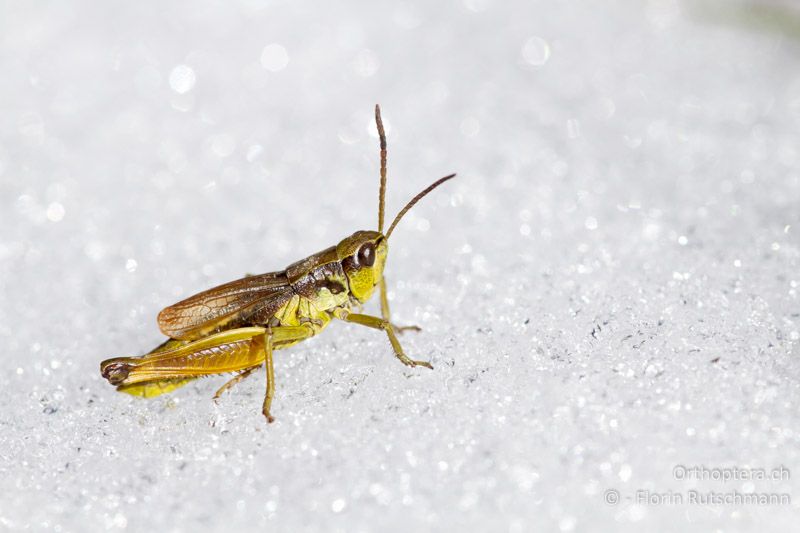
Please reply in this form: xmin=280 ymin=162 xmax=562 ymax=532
xmin=1 ymin=1 xmax=799 ymax=531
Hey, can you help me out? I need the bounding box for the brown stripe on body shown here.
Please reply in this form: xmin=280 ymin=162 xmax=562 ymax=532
xmin=291 ymin=259 xmax=349 ymax=299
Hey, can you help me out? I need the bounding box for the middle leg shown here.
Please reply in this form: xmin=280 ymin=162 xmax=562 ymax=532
xmin=260 ymin=324 xmax=316 ymax=423
xmin=262 ymin=328 xmax=275 ymax=423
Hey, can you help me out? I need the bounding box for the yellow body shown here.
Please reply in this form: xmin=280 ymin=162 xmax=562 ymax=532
xmin=102 ymin=233 xmax=388 ymax=391
xmin=100 ymin=105 xmax=454 ymax=422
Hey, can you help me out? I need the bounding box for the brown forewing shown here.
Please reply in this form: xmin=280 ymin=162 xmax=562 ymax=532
xmin=157 ymin=271 xmax=293 ymax=340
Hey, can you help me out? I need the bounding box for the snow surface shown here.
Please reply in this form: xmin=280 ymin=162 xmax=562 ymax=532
xmin=1 ymin=1 xmax=799 ymax=531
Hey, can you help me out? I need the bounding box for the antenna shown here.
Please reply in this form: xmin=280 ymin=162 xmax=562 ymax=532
xmin=385 ymin=174 xmax=456 ymax=239
xmin=375 ymin=104 xmax=387 ymax=233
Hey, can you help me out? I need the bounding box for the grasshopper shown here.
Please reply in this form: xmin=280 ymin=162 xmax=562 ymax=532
xmin=100 ymin=105 xmax=455 ymax=423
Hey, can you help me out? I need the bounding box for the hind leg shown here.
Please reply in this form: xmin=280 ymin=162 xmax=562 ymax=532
xmin=213 ymin=365 xmax=260 ymax=400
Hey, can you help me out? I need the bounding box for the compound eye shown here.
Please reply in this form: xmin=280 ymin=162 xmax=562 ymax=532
xmin=357 ymin=242 xmax=376 ymax=267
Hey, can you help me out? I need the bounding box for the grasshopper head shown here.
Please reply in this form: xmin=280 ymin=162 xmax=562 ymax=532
xmin=337 ymin=230 xmax=387 ymax=303
xmin=336 ymin=106 xmax=455 ymax=304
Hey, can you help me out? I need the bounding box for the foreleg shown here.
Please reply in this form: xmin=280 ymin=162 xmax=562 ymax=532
xmin=333 ymin=308 xmax=433 ymax=369
xmin=379 ymin=277 xmax=421 ymax=334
